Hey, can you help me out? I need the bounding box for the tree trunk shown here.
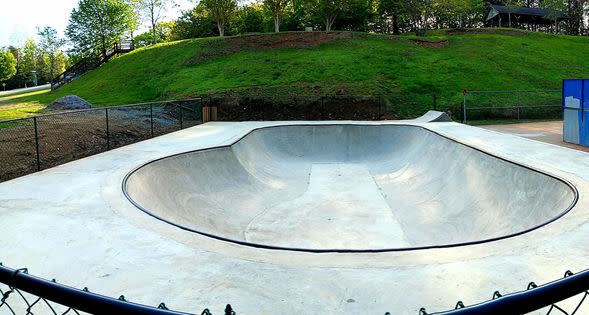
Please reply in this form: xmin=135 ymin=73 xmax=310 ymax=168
xmin=218 ymin=22 xmax=225 ymax=36
xmin=325 ymin=16 xmax=335 ymax=32
xmin=151 ymin=18 xmax=157 ymax=44
xmin=49 ymin=53 xmax=54 ymax=82
xmin=508 ymin=13 xmax=512 ymax=28
xmin=151 ymin=6 xmax=157 ymax=45
xmin=392 ymin=14 xmax=400 ymax=35
xmin=274 ymin=14 xmax=280 ymax=32
xmin=101 ymin=36 xmax=107 ymax=60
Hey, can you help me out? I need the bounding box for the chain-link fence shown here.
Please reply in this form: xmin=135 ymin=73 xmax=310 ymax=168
xmin=0 ymin=91 xmax=564 ymax=182
xmin=417 ymin=269 xmax=589 ymax=315
xmin=1 ymin=93 xmax=456 ymax=182
xmin=0 ymin=99 xmax=203 ymax=182
xmin=2 ymin=261 xmax=589 ymax=315
xmin=202 ymin=93 xmax=462 ymax=121
xmin=0 ymin=263 xmax=234 ymax=315
xmin=462 ymin=89 xmax=562 ymax=124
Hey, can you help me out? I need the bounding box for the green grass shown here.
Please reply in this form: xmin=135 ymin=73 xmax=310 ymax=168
xmin=2 ymin=29 xmax=588 ymax=120
xmin=0 ymin=89 xmax=51 ymax=120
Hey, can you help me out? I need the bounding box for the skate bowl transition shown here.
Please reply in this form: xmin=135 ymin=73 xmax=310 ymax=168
xmin=124 ymin=124 xmax=577 ymax=252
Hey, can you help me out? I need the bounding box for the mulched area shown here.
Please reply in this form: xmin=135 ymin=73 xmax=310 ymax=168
xmin=0 ymin=109 xmax=194 ymax=182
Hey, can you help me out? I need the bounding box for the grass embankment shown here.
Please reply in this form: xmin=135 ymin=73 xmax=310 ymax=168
xmin=2 ymin=29 xmax=587 ymax=120
xmin=0 ymin=89 xmax=50 ymax=120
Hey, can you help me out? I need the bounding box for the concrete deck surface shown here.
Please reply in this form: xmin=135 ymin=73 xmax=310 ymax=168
xmin=481 ymin=120 xmax=589 ymax=152
xmin=1 ymin=118 xmax=589 ymax=314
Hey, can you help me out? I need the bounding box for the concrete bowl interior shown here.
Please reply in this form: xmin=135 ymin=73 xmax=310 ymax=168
xmin=124 ymin=124 xmax=576 ymax=251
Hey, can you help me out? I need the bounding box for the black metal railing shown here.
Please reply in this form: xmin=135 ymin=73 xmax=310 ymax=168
xmin=462 ymin=89 xmax=562 ymax=123
xmin=3 ymin=262 xmax=589 ymax=315
xmin=0 ymin=263 xmax=234 ymax=315
xmin=52 ymin=41 xmax=135 ymax=90
xmin=416 ymin=269 xmax=589 ymax=315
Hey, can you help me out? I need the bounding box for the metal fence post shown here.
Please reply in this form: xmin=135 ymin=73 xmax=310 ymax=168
xmin=150 ymin=104 xmax=154 ymax=137
xmin=105 ymin=108 xmax=110 ymax=150
xmin=179 ymin=103 xmax=184 ymax=129
xmin=516 ymin=92 xmax=521 ymax=120
xmin=463 ymin=90 xmax=468 ymax=124
xmin=33 ymin=117 xmax=41 ymax=172
xmin=321 ymin=96 xmax=325 ymax=120
xmin=378 ymin=95 xmax=383 ymax=120
xmin=195 ymin=99 xmax=200 ymax=121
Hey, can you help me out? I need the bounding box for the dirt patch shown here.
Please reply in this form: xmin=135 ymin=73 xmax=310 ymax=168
xmin=0 ymin=107 xmax=199 ymax=182
xmin=207 ymin=95 xmax=399 ymax=121
xmin=187 ymin=32 xmax=360 ymax=65
xmin=409 ymin=39 xmax=449 ymax=48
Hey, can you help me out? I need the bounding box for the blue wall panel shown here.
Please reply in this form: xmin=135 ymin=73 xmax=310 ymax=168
xmin=563 ymin=79 xmax=584 ymax=144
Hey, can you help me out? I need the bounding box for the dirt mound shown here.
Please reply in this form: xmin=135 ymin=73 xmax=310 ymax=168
xmin=188 ymin=32 xmax=359 ymax=65
xmin=409 ymin=39 xmax=448 ymax=48
xmin=47 ymin=95 xmax=93 ymax=110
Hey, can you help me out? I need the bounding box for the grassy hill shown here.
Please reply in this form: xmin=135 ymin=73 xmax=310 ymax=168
xmin=2 ymin=29 xmax=588 ymax=120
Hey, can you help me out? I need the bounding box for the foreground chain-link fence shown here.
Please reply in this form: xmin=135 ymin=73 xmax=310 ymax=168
xmin=0 ymin=263 xmax=234 ymax=315
xmin=0 ymin=99 xmax=203 ymax=182
xmin=415 ymin=269 xmax=589 ymax=315
xmin=2 ymin=261 xmax=589 ymax=315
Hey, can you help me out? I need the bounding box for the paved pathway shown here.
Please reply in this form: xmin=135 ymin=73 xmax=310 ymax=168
xmin=0 ymin=84 xmax=50 ymax=98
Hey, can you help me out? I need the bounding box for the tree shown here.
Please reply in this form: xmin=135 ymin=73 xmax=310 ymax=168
xmin=263 ymin=0 xmax=291 ymax=32
xmin=37 ymin=26 xmax=66 ymax=81
xmin=378 ymin=0 xmax=406 ymax=34
xmin=133 ymin=0 xmax=175 ymax=45
xmin=231 ymin=3 xmax=265 ymax=34
xmin=564 ymin=0 xmax=588 ymax=35
xmin=0 ymin=50 xmax=17 ymax=82
xmin=66 ymin=0 xmax=137 ymax=59
xmin=313 ymin=0 xmax=347 ymax=31
xmin=169 ymin=5 xmax=218 ymax=40
xmin=19 ymin=39 xmax=39 ymax=86
xmin=134 ymin=21 xmax=174 ymax=47
xmin=432 ymin=0 xmax=472 ymax=28
xmin=404 ymin=0 xmax=428 ymax=34
xmin=334 ymin=0 xmax=373 ymax=31
xmin=201 ymin=0 xmax=237 ymax=36
xmin=542 ymin=0 xmax=567 ymax=33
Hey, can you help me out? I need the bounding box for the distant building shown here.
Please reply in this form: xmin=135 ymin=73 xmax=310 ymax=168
xmin=485 ymin=4 xmax=568 ymax=32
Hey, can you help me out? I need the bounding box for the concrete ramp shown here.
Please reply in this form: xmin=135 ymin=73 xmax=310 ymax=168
xmin=124 ymin=124 xmax=576 ymax=251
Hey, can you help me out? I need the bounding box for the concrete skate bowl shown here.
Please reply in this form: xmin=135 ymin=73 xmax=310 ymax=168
xmin=123 ymin=124 xmax=578 ymax=252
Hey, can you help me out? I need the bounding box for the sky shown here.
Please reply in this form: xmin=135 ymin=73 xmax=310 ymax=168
xmin=0 ymin=0 xmax=195 ymax=48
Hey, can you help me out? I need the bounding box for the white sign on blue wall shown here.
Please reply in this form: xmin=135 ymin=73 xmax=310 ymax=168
xmin=563 ymin=79 xmax=589 ymax=146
